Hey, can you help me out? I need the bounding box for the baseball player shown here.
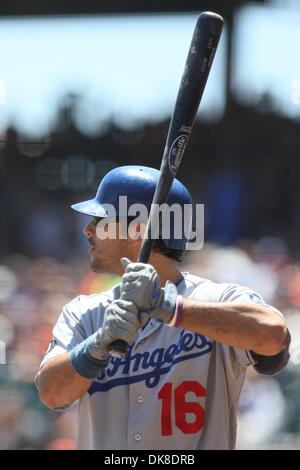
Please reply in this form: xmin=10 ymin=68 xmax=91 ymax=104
xmin=36 ymin=165 xmax=290 ymax=450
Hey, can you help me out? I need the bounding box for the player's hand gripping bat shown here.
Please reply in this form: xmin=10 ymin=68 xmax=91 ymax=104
xmin=109 ymin=11 xmax=224 ymax=356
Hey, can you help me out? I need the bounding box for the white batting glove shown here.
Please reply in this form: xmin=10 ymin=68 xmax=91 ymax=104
xmin=120 ymin=257 xmax=177 ymax=323
xmin=88 ymin=299 xmax=149 ymax=360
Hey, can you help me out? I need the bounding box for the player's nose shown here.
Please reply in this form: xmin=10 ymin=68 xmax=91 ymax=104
xmin=83 ymin=220 xmax=95 ymax=238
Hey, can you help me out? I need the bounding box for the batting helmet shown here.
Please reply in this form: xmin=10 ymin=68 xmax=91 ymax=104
xmin=71 ymin=165 xmax=192 ymax=251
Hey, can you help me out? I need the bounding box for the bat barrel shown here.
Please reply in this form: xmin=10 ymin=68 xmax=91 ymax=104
xmin=166 ymin=11 xmax=224 ymax=170
xmin=139 ymin=11 xmax=223 ymax=263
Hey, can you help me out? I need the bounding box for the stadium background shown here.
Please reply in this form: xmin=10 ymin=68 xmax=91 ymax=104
xmin=0 ymin=0 xmax=300 ymax=449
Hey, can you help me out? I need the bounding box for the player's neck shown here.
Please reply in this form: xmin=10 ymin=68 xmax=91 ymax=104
xmin=148 ymin=254 xmax=182 ymax=287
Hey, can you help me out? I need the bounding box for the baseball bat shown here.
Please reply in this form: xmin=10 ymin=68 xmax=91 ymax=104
xmin=110 ymin=11 xmax=224 ymax=356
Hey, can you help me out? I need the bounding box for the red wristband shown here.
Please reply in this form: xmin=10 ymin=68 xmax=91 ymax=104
xmin=167 ymin=295 xmax=184 ymax=327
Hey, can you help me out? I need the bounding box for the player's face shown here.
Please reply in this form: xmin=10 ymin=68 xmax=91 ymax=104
xmin=83 ymin=217 xmax=133 ymax=275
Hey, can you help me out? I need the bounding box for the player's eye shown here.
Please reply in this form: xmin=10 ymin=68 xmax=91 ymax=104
xmin=92 ymin=217 xmax=103 ymax=225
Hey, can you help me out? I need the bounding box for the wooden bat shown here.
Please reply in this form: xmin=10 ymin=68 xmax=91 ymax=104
xmin=110 ymin=11 xmax=224 ymax=356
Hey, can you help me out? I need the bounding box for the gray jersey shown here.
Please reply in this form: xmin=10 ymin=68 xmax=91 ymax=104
xmin=40 ymin=273 xmax=284 ymax=450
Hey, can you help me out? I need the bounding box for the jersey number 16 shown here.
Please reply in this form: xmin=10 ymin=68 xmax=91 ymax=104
xmin=158 ymin=380 xmax=206 ymax=436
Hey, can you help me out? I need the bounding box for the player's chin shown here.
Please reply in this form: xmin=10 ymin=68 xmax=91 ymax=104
xmin=90 ymin=256 xmax=105 ymax=274
xmin=88 ymin=252 xmax=98 ymax=268
xmin=89 ymin=255 xmax=98 ymax=268
xmin=90 ymin=262 xmax=102 ymax=274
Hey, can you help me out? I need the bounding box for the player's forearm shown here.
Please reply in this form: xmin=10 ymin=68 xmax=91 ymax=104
xmin=36 ymin=352 xmax=93 ymax=409
xmin=179 ymin=299 xmax=287 ymax=356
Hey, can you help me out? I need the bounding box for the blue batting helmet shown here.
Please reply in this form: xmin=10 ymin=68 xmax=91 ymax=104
xmin=71 ymin=165 xmax=192 ymax=251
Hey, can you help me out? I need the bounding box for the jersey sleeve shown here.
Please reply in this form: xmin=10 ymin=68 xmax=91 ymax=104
xmin=40 ymin=296 xmax=87 ymax=368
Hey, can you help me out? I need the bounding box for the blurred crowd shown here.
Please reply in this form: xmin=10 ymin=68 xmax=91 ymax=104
xmin=1 ymin=97 xmax=300 ymax=449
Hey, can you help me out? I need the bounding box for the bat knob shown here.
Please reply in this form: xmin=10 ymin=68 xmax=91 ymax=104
xmin=108 ymin=339 xmax=129 ymax=357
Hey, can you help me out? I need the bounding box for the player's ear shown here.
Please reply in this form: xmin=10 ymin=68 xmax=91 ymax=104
xmin=126 ymin=222 xmax=146 ymax=261
xmin=128 ymin=222 xmax=146 ymax=241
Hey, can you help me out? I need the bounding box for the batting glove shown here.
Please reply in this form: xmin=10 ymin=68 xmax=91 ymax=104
xmin=70 ymin=299 xmax=148 ymax=378
xmin=88 ymin=299 xmax=149 ymax=359
xmin=120 ymin=257 xmax=177 ymax=323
